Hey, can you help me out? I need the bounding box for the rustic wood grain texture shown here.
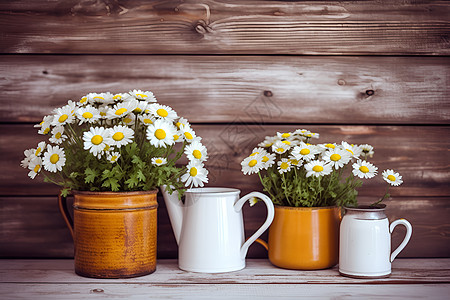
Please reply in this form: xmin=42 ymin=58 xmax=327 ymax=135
xmin=1 ymin=195 xmax=448 ymax=258
xmin=0 ymin=55 xmax=449 ymax=124
xmin=1 ymin=259 xmax=450 ymax=283
xmin=0 ymin=259 xmax=449 ymax=300
xmin=2 ymin=124 xmax=448 ymax=197
xmin=0 ymin=0 xmax=449 ymax=55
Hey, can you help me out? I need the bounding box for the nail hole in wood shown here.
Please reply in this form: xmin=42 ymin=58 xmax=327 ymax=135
xmin=264 ymin=90 xmax=273 ymax=97
xmin=365 ymin=89 xmax=375 ymax=96
xmin=91 ymin=289 xmax=104 ymax=293
xmin=42 ymin=70 xmax=48 ymax=75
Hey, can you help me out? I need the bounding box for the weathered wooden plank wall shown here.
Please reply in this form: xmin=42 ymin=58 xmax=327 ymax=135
xmin=0 ymin=0 xmax=449 ymax=258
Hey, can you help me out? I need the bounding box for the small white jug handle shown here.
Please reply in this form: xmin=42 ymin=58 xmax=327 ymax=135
xmin=389 ymin=219 xmax=413 ymax=262
xmin=234 ymin=192 xmax=274 ymax=259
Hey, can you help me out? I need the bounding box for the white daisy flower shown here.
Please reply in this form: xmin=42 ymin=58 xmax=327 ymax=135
xmin=173 ymin=130 xmax=184 ymax=143
xmin=59 ymin=100 xmax=77 ymax=116
xmin=83 ymin=127 xmax=109 ymax=157
xmin=292 ymin=142 xmax=319 ymax=161
xmin=241 ymin=154 xmax=263 ymax=175
xmin=106 ymin=151 xmax=121 ymax=163
xmin=49 ymin=126 xmax=67 ymax=144
xmin=133 ymin=101 xmax=149 ymax=114
xmin=35 ymin=115 xmax=53 ymax=129
xmin=79 ymin=94 xmax=89 ymax=106
xmin=86 ymin=92 xmax=114 ymax=105
xmin=258 ymin=136 xmax=279 ymax=148
xmin=51 ymin=105 xmax=75 ymax=126
xmin=181 ymin=161 xmax=209 ymax=188
xmin=148 ymin=103 xmax=178 ymax=122
xmin=106 ymin=101 xmax=138 ymax=119
xmin=288 ymin=156 xmax=302 ymax=168
xmin=97 ymin=106 xmax=109 ymax=118
xmin=272 ymin=140 xmax=290 ymax=154
xmin=318 ymin=143 xmax=337 ymax=152
xmin=129 ymin=89 xmax=156 ymax=102
xmin=352 ymin=159 xmax=378 ymax=179
xmin=33 ymin=141 xmax=46 ymax=157
xmin=121 ymin=113 xmax=136 ymax=126
xmin=360 ymin=144 xmax=375 ymax=158
xmin=322 ymin=148 xmax=352 ymax=170
xmin=342 ymin=141 xmax=362 ymax=158
xmin=184 ymin=141 xmax=208 ymax=162
xmin=249 ymin=147 xmax=267 ymax=157
xmin=43 ymin=145 xmax=66 ymax=173
xmin=261 ymin=152 xmax=276 ymax=169
xmin=76 ymin=105 xmax=100 ymax=125
xmin=27 ymin=157 xmax=42 ymax=179
xmin=138 ymin=114 xmax=155 ymax=126
xmin=179 ymin=124 xmax=199 ymax=143
xmin=304 ymin=160 xmax=332 ymax=177
xmin=277 ymin=158 xmax=292 ymax=174
xmin=146 ymin=119 xmax=176 ymax=148
xmin=175 ymin=117 xmax=190 ymax=129
xmin=21 ymin=149 xmax=35 ymax=168
xmin=277 ymin=132 xmax=293 ymax=139
xmin=112 ymin=93 xmax=130 ymax=102
xmin=106 ymin=125 xmax=134 ymax=148
xmin=248 ymin=197 xmax=259 ymax=207
xmin=382 ymin=169 xmax=403 ymax=186
xmin=151 ymin=157 xmax=167 ymax=166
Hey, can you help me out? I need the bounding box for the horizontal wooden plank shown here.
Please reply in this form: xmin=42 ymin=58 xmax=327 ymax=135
xmin=0 ymin=1 xmax=449 ymax=55
xmin=1 ymin=259 xmax=450 ymax=284
xmin=1 ymin=196 xmax=449 ymax=258
xmin=0 ymin=55 xmax=449 ymax=124
xmin=2 ymin=124 xmax=448 ymax=197
xmin=1 ymin=283 xmax=449 ymax=300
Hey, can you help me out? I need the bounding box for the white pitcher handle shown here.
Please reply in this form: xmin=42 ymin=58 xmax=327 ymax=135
xmin=234 ymin=192 xmax=274 ymax=259
xmin=389 ymin=219 xmax=412 ymax=262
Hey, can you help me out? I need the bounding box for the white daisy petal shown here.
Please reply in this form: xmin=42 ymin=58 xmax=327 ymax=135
xmin=181 ymin=161 xmax=209 ymax=188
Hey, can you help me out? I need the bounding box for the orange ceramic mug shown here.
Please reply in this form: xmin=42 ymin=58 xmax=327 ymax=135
xmin=257 ymin=205 xmax=341 ymax=270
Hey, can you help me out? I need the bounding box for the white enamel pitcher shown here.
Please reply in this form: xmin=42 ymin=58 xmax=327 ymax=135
xmin=339 ymin=205 xmax=412 ymax=278
xmin=161 ymin=186 xmax=274 ymax=273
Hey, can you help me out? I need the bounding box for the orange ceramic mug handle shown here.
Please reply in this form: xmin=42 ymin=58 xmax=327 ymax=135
xmin=255 ymin=238 xmax=269 ymax=251
xmin=58 ymin=193 xmax=74 ymax=239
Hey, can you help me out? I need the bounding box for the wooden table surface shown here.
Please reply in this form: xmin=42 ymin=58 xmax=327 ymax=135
xmin=1 ymin=259 xmax=449 ymax=299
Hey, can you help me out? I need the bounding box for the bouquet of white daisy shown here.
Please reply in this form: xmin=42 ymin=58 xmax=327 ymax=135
xmin=21 ymin=90 xmax=209 ymax=196
xmin=240 ymin=129 xmax=402 ymax=207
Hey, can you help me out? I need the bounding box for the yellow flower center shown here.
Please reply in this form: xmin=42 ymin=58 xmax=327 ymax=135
xmin=124 ymin=117 xmax=132 ymax=123
xmin=155 ymin=158 xmax=163 ymax=164
xmin=276 ymin=148 xmax=285 ymax=153
xmin=325 ymin=143 xmax=335 ymax=149
xmin=58 ymin=114 xmax=68 ymax=123
xmin=174 ymin=134 xmax=180 ymax=141
xmin=83 ymin=111 xmax=94 ymax=119
xmin=359 ymin=166 xmax=370 ymax=173
xmin=282 ymin=140 xmax=291 ymax=145
xmin=346 ymin=149 xmax=354 ymax=155
xmin=80 ymin=97 xmax=87 ymax=104
xmin=111 ymin=155 xmax=118 ymax=162
xmin=55 ymin=132 xmax=62 ymax=139
xmin=262 ymin=156 xmax=269 ymax=163
xmin=280 ymin=162 xmax=289 ymax=170
xmin=134 ymin=108 xmax=142 ymax=113
xmin=300 ymin=148 xmax=310 ymax=155
xmin=313 ymin=165 xmax=324 ymax=172
xmin=250 ymin=152 xmax=259 ymax=156
xmin=93 ymin=96 xmax=104 ymax=101
xmin=281 ymin=133 xmax=290 ymax=138
xmin=290 ymin=159 xmax=299 ymax=165
xmin=50 ymin=154 xmax=59 ymax=164
xmin=33 ymin=165 xmax=40 ymax=173
xmin=100 ymin=112 xmax=107 ymax=116
xmin=248 ymin=159 xmax=258 ymax=167
xmin=155 ymin=129 xmax=166 ymax=140
xmin=176 ymin=122 xmax=183 ymax=128
xmin=91 ymin=135 xmax=103 ymax=145
xmin=113 ymin=132 xmax=124 ymax=141
xmin=190 ymin=167 xmax=198 ymax=177
xmin=115 ymin=108 xmax=127 ymax=116
xmin=264 ymin=143 xmax=273 ymax=148
xmin=157 ymin=108 xmax=168 ymax=117
xmin=35 ymin=148 xmax=42 ymax=156
xmin=184 ymin=132 xmax=193 ymax=140
xmin=144 ymin=118 xmax=153 ymax=124
xmin=113 ymin=95 xmax=122 ymax=100
xmin=330 ymin=154 xmax=341 ymax=161
xmin=104 ymin=145 xmax=110 ymax=151
xmin=387 ymin=175 xmax=396 ymax=181
xmin=39 ymin=120 xmax=44 ymax=126
xmin=136 ymin=93 xmax=147 ymax=98
xmin=43 ymin=128 xmax=50 ymax=134
xmin=193 ymin=150 xmax=202 ymax=159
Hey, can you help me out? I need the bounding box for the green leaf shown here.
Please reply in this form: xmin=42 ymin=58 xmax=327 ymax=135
xmin=137 ymin=170 xmax=146 ymax=182
xmin=85 ymin=168 xmax=98 ymax=184
xmin=102 ymin=178 xmax=120 ymax=191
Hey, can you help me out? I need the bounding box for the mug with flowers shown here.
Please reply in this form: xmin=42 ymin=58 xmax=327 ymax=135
xmin=21 ymin=89 xmax=209 ymax=196
xmin=241 ymin=129 xmax=403 ymax=208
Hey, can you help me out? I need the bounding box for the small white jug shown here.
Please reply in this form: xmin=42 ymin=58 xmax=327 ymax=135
xmin=339 ymin=205 xmax=412 ymax=278
xmin=161 ymin=186 xmax=274 ymax=273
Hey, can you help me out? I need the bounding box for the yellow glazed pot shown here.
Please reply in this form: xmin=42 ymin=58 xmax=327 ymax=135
xmin=58 ymin=190 xmax=158 ymax=278
xmin=266 ymin=205 xmax=341 ymax=270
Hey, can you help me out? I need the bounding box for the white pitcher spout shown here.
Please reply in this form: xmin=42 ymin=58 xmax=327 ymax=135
xmin=160 ymin=185 xmax=184 ymax=245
